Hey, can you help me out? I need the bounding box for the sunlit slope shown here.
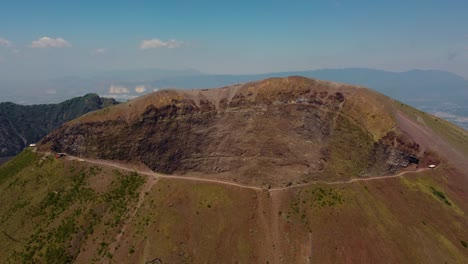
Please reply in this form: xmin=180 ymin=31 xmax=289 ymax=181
xmin=0 ymin=151 xmax=467 ymax=263
xmin=2 ymin=76 xmax=467 ymax=263
xmin=394 ymin=101 xmax=468 ymax=174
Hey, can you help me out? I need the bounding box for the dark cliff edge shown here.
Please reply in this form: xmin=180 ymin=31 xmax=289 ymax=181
xmin=0 ymin=93 xmax=118 ymax=158
xmin=39 ymin=77 xmax=440 ymax=185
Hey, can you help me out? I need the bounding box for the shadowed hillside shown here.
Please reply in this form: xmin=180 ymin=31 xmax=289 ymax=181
xmin=0 ymin=94 xmax=117 ymax=161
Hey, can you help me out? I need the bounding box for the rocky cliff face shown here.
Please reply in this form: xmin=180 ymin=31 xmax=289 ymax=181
xmin=0 ymin=94 xmax=117 ymax=158
xmin=40 ymin=77 xmax=431 ymax=185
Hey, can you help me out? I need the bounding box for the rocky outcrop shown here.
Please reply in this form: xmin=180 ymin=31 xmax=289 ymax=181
xmin=40 ymin=77 xmax=430 ymax=185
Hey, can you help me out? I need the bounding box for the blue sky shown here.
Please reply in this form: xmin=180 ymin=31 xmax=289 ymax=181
xmin=1 ymin=0 xmax=468 ymax=80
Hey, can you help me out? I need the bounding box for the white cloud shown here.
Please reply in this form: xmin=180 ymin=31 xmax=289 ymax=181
xmin=108 ymin=85 xmax=130 ymax=94
xmin=135 ymin=85 xmax=146 ymax=93
xmin=91 ymin=48 xmax=106 ymax=55
xmin=0 ymin=38 xmax=12 ymax=47
xmin=30 ymin=37 xmax=72 ymax=48
xmin=139 ymin=38 xmax=183 ymax=50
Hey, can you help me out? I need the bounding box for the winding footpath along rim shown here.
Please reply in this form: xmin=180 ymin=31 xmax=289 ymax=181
xmin=49 ymin=152 xmax=433 ymax=192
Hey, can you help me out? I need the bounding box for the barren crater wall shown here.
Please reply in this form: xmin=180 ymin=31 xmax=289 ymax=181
xmin=39 ymin=77 xmax=427 ymax=184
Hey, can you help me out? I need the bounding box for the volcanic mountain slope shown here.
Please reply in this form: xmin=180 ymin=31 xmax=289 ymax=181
xmin=1 ymin=76 xmax=467 ymax=263
xmin=40 ymin=77 xmax=438 ymax=186
xmin=0 ymin=93 xmax=117 ymax=160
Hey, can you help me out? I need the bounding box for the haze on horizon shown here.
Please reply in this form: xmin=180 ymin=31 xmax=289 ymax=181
xmin=0 ymin=0 xmax=468 ymax=82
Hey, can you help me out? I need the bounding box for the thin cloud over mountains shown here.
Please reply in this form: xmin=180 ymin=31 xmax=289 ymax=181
xmin=30 ymin=37 xmax=71 ymax=48
xmin=108 ymin=85 xmax=130 ymax=94
xmin=139 ymin=38 xmax=183 ymax=50
xmin=0 ymin=38 xmax=12 ymax=47
xmin=91 ymin=48 xmax=106 ymax=55
xmin=2 ymin=37 xmax=184 ymax=50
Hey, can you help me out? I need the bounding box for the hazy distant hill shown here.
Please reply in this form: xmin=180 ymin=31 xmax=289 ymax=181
xmin=145 ymin=69 xmax=468 ymax=128
xmin=1 ymin=68 xmax=467 ymax=128
xmin=140 ymin=68 xmax=466 ymax=103
xmin=0 ymin=68 xmax=203 ymax=104
xmin=0 ymin=94 xmax=117 ymax=160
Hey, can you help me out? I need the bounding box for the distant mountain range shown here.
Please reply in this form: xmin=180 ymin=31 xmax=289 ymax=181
xmin=1 ymin=68 xmax=467 ymax=128
xmin=143 ymin=68 xmax=468 ymax=128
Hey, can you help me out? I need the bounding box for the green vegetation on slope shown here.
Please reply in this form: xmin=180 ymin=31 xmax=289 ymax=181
xmin=326 ymin=113 xmax=374 ymax=178
xmin=0 ymin=151 xmax=144 ymax=264
xmin=0 ymin=149 xmax=38 ymax=185
xmin=0 ymin=152 xmax=467 ymax=263
xmin=119 ymin=179 xmax=258 ymax=263
xmin=278 ymin=171 xmax=467 ymax=263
